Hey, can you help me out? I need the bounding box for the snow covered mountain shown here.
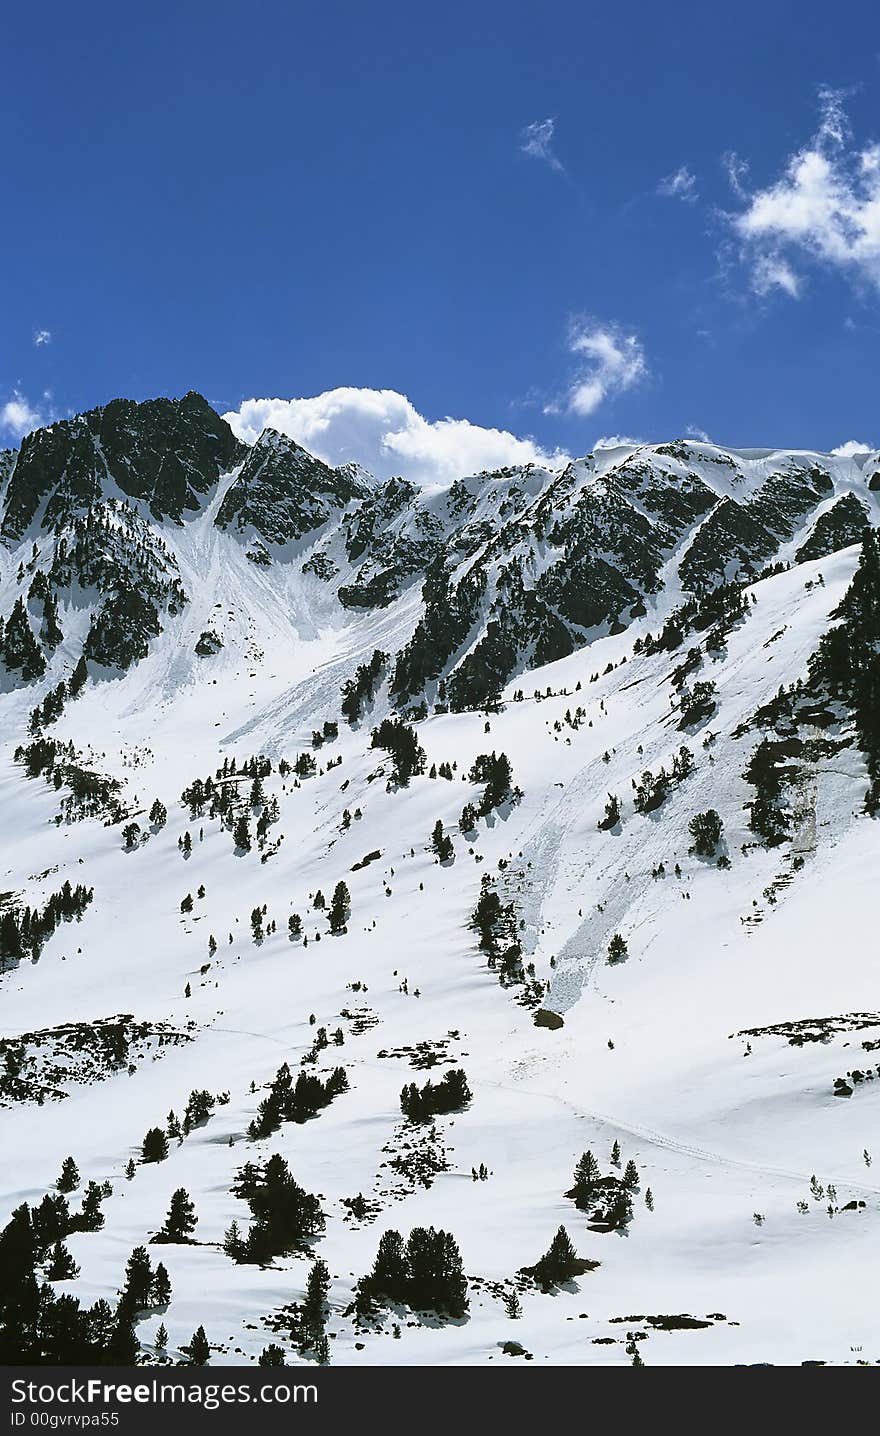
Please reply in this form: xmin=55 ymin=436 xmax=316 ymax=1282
xmin=3 ymin=391 xmax=880 ymax=1367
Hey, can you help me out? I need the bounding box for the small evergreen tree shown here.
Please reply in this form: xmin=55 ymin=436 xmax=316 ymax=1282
xmin=329 ymin=881 xmax=350 ymax=934
xmin=607 ymin=934 xmax=628 ymax=964
xmin=56 ymin=1156 xmax=80 ymax=1193
xmin=149 ymin=798 xmax=167 ymax=827
xmin=688 ymin=808 xmax=723 ymax=857
xmin=141 ymin=1127 xmax=169 ymax=1164
xmin=184 ymin=1324 xmax=210 ymax=1365
xmin=532 ymin=1226 xmax=579 ymax=1289
xmin=122 ymin=1246 xmax=154 ymax=1310
xmin=598 ymin=793 xmax=620 ymax=830
xmin=156 ymin=1187 xmax=197 ymax=1243
xmin=152 ymin=1263 xmax=172 ymax=1306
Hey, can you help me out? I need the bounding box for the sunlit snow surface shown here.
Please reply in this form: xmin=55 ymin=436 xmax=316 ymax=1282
xmin=1 ymin=445 xmax=879 ymax=1368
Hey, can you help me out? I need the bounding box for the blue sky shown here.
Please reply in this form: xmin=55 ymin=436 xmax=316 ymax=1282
xmin=3 ymin=0 xmax=880 ymax=481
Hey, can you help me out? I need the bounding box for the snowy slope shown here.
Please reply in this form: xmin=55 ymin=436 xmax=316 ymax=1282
xmin=2 ymin=400 xmax=880 ymax=1368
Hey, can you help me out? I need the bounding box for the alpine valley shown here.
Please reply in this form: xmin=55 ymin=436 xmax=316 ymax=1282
xmin=3 ymin=390 xmax=880 ymax=1367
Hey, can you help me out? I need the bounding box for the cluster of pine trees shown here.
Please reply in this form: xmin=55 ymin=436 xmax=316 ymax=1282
xmin=180 ymin=754 xmax=280 ymax=854
xmin=341 ymin=649 xmax=387 ymax=722
xmin=399 ymin=1068 xmax=471 ymax=1122
xmin=357 ymin=1227 xmax=468 ymax=1319
xmin=809 ymin=529 xmax=880 ymax=812
xmin=0 ymin=1187 xmax=139 ymax=1363
xmin=224 ymin=1156 xmax=324 ymax=1264
xmin=565 ymin=1146 xmax=639 ymax=1230
xmin=27 ymin=657 xmax=88 ymax=735
xmin=0 ymin=596 xmax=46 ymax=680
xmin=14 ymin=735 xmax=124 ymax=824
xmin=0 ymin=880 xmax=93 ymax=966
xmin=632 ymin=746 xmax=694 ymax=814
xmin=470 ymin=877 xmax=524 ymax=984
xmin=678 ymin=679 xmax=717 ymax=729
xmin=247 ymin=1062 xmax=348 ymax=1140
xmin=370 ymin=718 xmax=426 ymax=785
xmin=635 ymin=581 xmax=750 ymax=657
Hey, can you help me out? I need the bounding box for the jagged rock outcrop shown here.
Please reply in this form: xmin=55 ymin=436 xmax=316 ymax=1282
xmin=2 ymin=391 xmax=244 ymax=539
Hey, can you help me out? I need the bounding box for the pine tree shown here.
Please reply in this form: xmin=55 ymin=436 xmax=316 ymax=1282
xmin=122 ymin=1246 xmax=154 ymax=1310
xmin=259 ymin=1343 xmax=287 ymax=1365
xmin=569 ymin=1150 xmax=600 ymax=1208
xmin=688 ymin=808 xmax=723 ymax=857
xmin=598 ymin=793 xmax=621 ymax=830
xmin=106 ymin=1304 xmax=139 ymax=1364
xmin=56 ymin=1156 xmax=80 ymax=1193
xmin=607 ymin=1186 xmax=633 ymax=1229
xmin=41 ymin=591 xmax=63 ymax=648
xmin=152 ymin=1263 xmax=172 ymax=1306
xmin=288 ymin=913 xmax=302 ymax=938
xmin=300 ymin=1257 xmax=330 ymax=1350
xmin=46 ymin=1240 xmax=80 ymax=1281
xmin=184 ymin=1324 xmax=210 ymax=1365
xmin=78 ymin=1181 xmax=105 ymax=1232
xmin=622 ymin=1158 xmax=640 ymax=1190
xmin=369 ymin=1229 xmax=408 ymax=1302
xmin=233 ymin=814 xmax=251 ymax=851
xmin=607 ymin=934 xmax=628 ymax=964
xmin=156 ymin=1188 xmax=197 ymax=1243
xmin=141 ymin=1127 xmax=169 ymax=1164
xmin=329 ymin=882 xmax=350 ymax=934
xmin=532 ymin=1225 xmax=579 ymax=1289
xmin=645 ymin=1188 xmax=654 ymax=1211
xmin=155 ymin=1323 xmax=168 ymax=1350
xmin=611 ymin=1139 xmax=621 ymax=1166
xmin=68 ymin=655 xmax=89 ymax=698
xmin=223 ymin=1220 xmax=245 ymax=1261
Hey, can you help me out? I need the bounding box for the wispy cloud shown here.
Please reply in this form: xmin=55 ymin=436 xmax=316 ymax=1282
xmin=519 ymin=117 xmax=565 ymax=175
xmin=658 ymin=165 xmax=698 ymax=203
xmin=546 ymin=317 xmax=648 ymax=417
xmin=722 ymin=150 xmax=749 ymax=199
xmin=685 ymin=424 xmax=712 ymax=442
xmin=0 ymin=389 xmax=47 ymax=441
xmin=33 ymin=329 xmax=52 ymax=347
xmin=728 ymin=88 xmax=880 ymax=298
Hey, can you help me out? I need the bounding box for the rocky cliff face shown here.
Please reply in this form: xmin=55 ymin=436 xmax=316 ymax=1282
xmin=1 ymin=394 xmax=878 ymax=708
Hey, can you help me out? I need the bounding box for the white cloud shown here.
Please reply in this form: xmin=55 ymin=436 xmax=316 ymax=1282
xmin=223 ymin=387 xmax=566 ymax=488
xmin=658 ymin=165 xmax=698 ymax=202
xmin=546 ymin=318 xmax=648 ymax=418
xmin=593 ymin=434 xmax=644 ymax=450
xmin=33 ymin=329 xmax=51 ymax=347
xmin=685 ymin=425 xmax=712 ymax=442
xmin=0 ymin=390 xmax=46 ymax=441
xmin=519 ymin=117 xmax=565 ymax=175
xmin=830 ymin=438 xmax=873 ymax=457
xmin=729 ymin=89 xmax=880 ymax=297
